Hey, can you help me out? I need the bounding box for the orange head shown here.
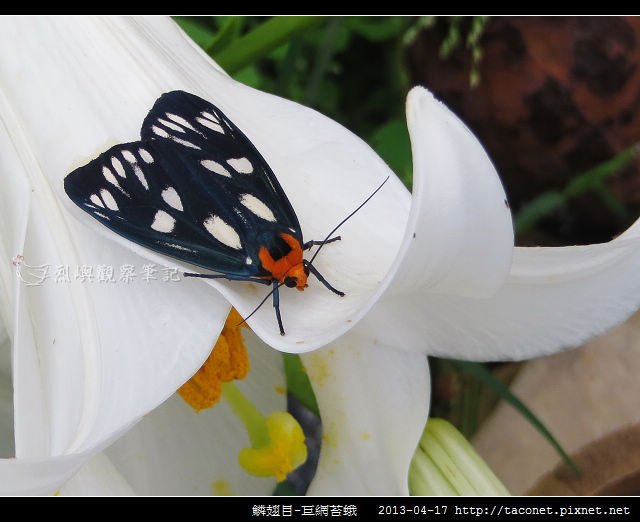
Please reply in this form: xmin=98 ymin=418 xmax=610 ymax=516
xmin=283 ymin=263 xmax=308 ymax=291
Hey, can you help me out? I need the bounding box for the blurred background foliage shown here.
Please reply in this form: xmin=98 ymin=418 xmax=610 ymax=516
xmin=175 ymin=16 xmax=418 ymax=186
xmin=175 ymin=16 xmax=640 ymax=492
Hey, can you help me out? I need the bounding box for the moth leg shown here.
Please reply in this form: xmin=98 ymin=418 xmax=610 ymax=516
xmin=303 ymin=260 xmax=345 ymax=297
xmin=272 ymin=280 xmax=285 ymax=336
xmin=303 ymin=236 xmax=341 ymax=250
xmin=183 ymin=273 xmax=271 ymax=285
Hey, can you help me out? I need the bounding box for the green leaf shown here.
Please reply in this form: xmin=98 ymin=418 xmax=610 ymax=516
xmin=565 ymin=145 xmax=638 ymax=197
xmin=344 ymin=16 xmax=410 ymax=42
xmin=516 ymin=144 xmax=639 ymax=236
xmin=304 ymin=18 xmax=343 ymax=105
xmin=439 ymin=17 xmax=463 ymax=58
xmin=592 ymin=184 xmax=629 ymax=222
xmin=460 ymin=373 xmax=482 ymax=438
xmin=452 ymin=360 xmax=579 ymax=474
xmin=403 ymin=16 xmax=436 ymax=47
xmin=369 ymin=118 xmax=413 ymax=188
xmin=233 ymin=65 xmax=264 ymax=90
xmin=275 ymin=35 xmax=304 ymax=98
xmin=173 ymin=16 xmax=217 ymax=49
xmin=212 ymin=16 xmax=327 ymax=75
xmin=515 ymin=192 xmax=566 ymax=236
xmin=466 ymin=17 xmax=489 ymax=88
xmin=206 ymin=17 xmax=246 ymax=56
xmin=283 ymin=354 xmax=319 ymax=417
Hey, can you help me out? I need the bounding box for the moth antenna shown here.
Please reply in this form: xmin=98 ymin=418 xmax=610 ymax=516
xmin=237 ymin=282 xmax=285 ymax=327
xmin=308 ymin=176 xmax=390 ymax=265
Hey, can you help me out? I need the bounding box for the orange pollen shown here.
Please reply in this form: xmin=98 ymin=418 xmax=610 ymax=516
xmin=178 ymin=308 xmax=249 ymax=412
xmin=258 ymin=233 xmax=308 ymax=290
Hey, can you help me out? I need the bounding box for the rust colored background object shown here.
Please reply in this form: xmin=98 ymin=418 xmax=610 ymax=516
xmin=408 ymin=17 xmax=640 ymax=244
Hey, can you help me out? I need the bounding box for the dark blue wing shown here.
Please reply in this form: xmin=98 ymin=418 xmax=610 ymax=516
xmin=64 ymin=91 xmax=303 ymax=277
xmin=141 ymin=90 xmax=302 ymax=237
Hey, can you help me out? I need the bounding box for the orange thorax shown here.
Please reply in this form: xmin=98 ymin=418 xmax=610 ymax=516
xmin=258 ymin=233 xmax=308 ymax=290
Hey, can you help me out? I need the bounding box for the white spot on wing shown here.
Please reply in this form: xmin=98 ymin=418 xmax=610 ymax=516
xmin=152 ymin=125 xmax=169 ymax=138
xmin=139 ymin=148 xmax=154 ymax=164
xmin=201 ymin=111 xmax=219 ymax=122
xmin=151 ymin=210 xmax=176 ymax=233
xmin=121 ymin=150 xmax=136 ymax=163
xmin=153 ymin=124 xmax=199 ymax=149
xmin=172 ymin=137 xmax=200 ymax=150
xmin=133 ymin=166 xmax=149 ymax=190
xmin=239 ymin=193 xmax=276 ymax=222
xmin=204 ymin=215 xmax=242 ymax=250
xmin=90 ymin=194 xmax=104 ymax=208
xmin=100 ymin=189 xmax=119 ymax=211
xmin=162 ymin=186 xmax=183 ymax=211
xmin=196 ymin=117 xmax=224 ymax=134
xmin=166 ymin=113 xmax=197 ymax=132
xmin=158 ymin=118 xmax=185 ymax=133
xmin=102 ymin=166 xmax=127 ymax=195
xmin=227 ymin=157 xmax=253 ymax=174
xmin=118 ymin=151 xmax=149 ymax=190
xmin=245 ymin=256 xmax=253 ymax=265
xmin=201 ymin=159 xmax=231 ymax=177
xmin=111 ymin=157 xmax=126 ymax=178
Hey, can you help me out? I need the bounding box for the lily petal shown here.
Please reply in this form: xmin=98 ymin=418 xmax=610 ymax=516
xmin=492 ymin=235 xmax=640 ymax=358
xmin=348 ymin=85 xmax=517 ymax=357
xmin=59 ymin=453 xmax=135 ymax=496
xmin=0 ymin=102 xmax=31 ymax=352
xmin=0 ymin=17 xmax=233 ymax=493
xmin=0 ymin=16 xmax=412 ymax=353
xmin=355 ymin=87 xmax=640 ymax=361
xmin=1 ymin=158 xmax=229 ymax=489
xmin=302 ymin=330 xmax=430 ymax=495
xmin=0 ymin=453 xmax=90 ymax=495
xmin=365 ymin=233 xmax=640 ymax=360
xmin=389 ymin=87 xmax=514 ymax=298
xmin=103 ymin=329 xmax=285 ymax=495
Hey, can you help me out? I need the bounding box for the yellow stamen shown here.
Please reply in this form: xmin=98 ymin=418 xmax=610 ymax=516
xmin=238 ymin=412 xmax=308 ymax=482
xmin=177 ymin=308 xmax=308 ymax=482
xmin=178 ymin=308 xmax=249 ymax=411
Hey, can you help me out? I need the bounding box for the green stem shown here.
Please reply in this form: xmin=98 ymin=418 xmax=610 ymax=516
xmin=222 ymin=381 xmax=269 ymax=447
xmin=211 ymin=16 xmax=328 ymax=75
xmin=304 ymin=17 xmax=342 ymax=105
xmin=207 ymin=17 xmax=246 ymax=56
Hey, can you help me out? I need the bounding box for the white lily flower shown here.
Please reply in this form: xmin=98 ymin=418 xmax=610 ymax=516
xmin=2 ymin=15 xmax=640 ymax=496
xmin=57 ymin=328 xmax=288 ymax=496
xmin=0 ymin=15 xmax=426 ymax=495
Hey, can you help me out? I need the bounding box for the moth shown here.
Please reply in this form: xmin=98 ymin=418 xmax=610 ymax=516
xmin=64 ymin=90 xmax=385 ymax=335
